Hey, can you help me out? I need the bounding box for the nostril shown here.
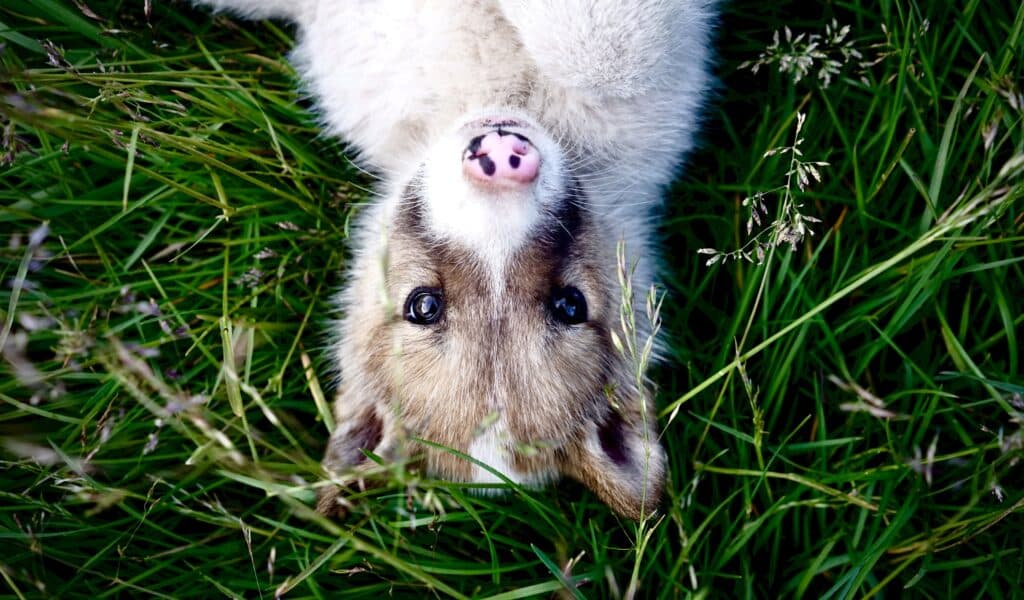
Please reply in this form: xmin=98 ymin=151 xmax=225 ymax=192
xmin=462 ymin=129 xmax=540 ymax=186
xmin=478 ymin=155 xmax=497 ymax=176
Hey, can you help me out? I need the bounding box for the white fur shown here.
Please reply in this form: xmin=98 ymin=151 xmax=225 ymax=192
xmin=418 ymin=115 xmax=568 ymax=287
xmin=196 ymin=0 xmax=717 ymax=299
xmin=468 ymin=419 xmax=552 ymax=486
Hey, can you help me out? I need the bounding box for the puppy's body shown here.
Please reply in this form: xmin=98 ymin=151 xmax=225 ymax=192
xmin=198 ymin=0 xmax=717 ymax=519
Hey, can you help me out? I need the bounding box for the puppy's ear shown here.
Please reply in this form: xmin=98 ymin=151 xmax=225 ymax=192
xmin=558 ymin=406 xmax=665 ymax=520
xmin=316 ymin=386 xmax=394 ymax=516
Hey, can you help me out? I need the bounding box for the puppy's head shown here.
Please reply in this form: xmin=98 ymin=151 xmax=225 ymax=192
xmin=325 ymin=114 xmax=664 ymax=519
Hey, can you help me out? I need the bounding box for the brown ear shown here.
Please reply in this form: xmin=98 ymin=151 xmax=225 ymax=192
xmin=559 ymin=407 xmax=665 ymax=520
xmin=316 ymin=386 xmax=395 ymax=516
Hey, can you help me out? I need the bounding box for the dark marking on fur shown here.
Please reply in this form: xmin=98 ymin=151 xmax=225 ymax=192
xmin=539 ymin=179 xmax=585 ymax=258
xmin=357 ymin=411 xmax=384 ymax=460
xmin=324 ymin=408 xmax=384 ymax=469
xmin=316 ymin=407 xmax=386 ymax=518
xmin=598 ymin=410 xmax=629 ymax=466
xmin=397 ymin=179 xmax=427 ymax=233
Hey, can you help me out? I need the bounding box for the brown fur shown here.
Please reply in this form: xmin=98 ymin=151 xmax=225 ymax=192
xmin=318 ymin=183 xmax=665 ymax=520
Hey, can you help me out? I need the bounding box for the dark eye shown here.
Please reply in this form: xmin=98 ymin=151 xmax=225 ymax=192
xmin=549 ymin=285 xmax=588 ymax=324
xmin=404 ymin=287 xmax=444 ymax=325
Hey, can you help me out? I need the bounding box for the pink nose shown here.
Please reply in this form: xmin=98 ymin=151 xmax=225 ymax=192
xmin=462 ymin=131 xmax=540 ymax=187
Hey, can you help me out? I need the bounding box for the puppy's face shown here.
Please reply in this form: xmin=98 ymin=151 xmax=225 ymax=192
xmin=325 ymin=116 xmax=664 ymax=519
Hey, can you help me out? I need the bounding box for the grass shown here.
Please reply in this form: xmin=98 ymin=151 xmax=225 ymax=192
xmin=1 ymin=0 xmax=1022 ymax=597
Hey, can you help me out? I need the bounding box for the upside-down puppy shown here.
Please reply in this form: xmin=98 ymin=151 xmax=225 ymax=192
xmin=196 ymin=0 xmax=717 ymax=519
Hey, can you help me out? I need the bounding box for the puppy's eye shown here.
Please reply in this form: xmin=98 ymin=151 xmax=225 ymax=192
xmin=404 ymin=287 xmax=444 ymax=325
xmin=550 ymin=286 xmax=588 ymax=325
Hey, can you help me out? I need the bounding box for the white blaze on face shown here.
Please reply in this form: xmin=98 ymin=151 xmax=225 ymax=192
xmin=467 ymin=418 xmax=554 ymax=487
xmin=418 ymin=117 xmax=566 ymax=287
xmin=467 ymin=421 xmax=517 ymax=485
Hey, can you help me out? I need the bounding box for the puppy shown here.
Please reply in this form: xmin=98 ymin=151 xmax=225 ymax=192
xmin=197 ymin=0 xmax=717 ymax=519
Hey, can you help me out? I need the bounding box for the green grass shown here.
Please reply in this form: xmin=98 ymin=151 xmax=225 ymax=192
xmin=1 ymin=0 xmax=1022 ymax=598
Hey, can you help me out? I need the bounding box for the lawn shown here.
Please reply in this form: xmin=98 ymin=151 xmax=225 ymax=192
xmin=1 ymin=0 xmax=1022 ymax=598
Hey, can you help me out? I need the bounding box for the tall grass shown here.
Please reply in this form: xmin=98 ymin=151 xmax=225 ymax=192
xmin=2 ymin=1 xmax=1022 ymax=597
